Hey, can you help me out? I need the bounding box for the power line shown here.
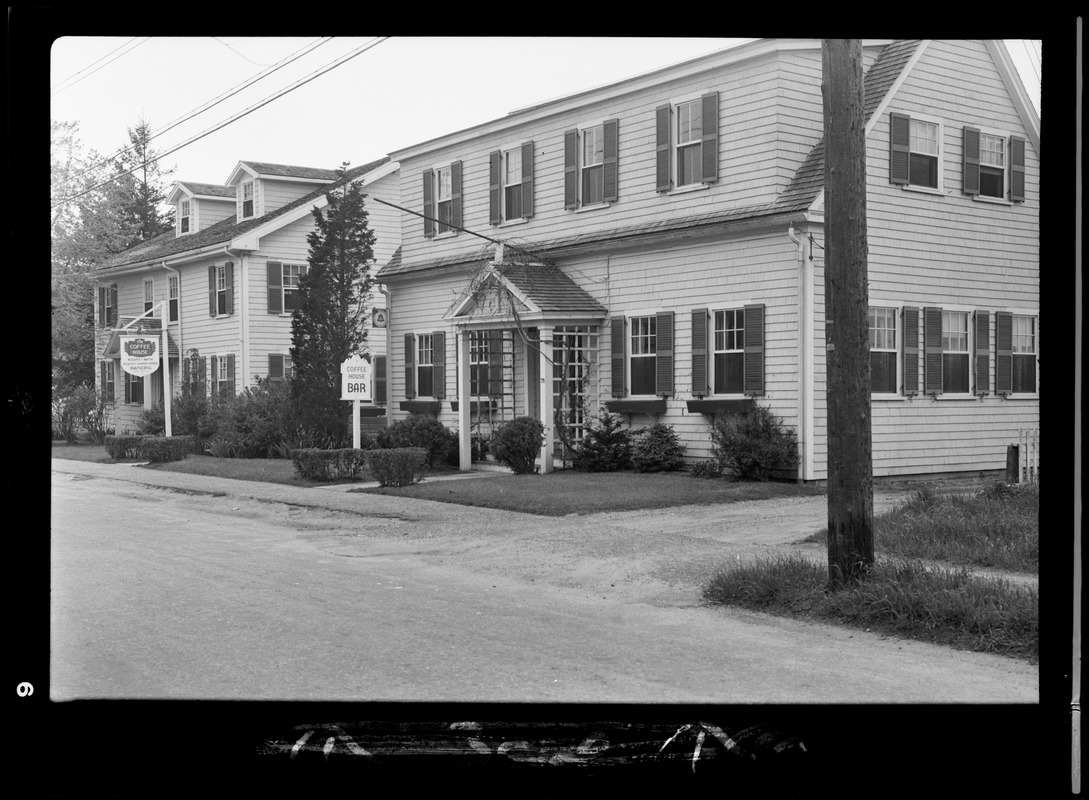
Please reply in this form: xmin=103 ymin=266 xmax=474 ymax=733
xmin=78 ymin=37 xmax=335 ymax=178
xmin=51 ymin=37 xmax=150 ymax=96
xmin=51 ymin=37 xmax=390 ymax=209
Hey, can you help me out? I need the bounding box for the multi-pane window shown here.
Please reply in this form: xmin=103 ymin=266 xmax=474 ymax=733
xmin=144 ymin=279 xmax=154 ymax=313
xmin=282 ymin=264 xmax=303 ymax=312
xmin=242 ymin=181 xmax=254 ymax=218
xmin=217 ymin=356 xmax=229 ymax=394
xmin=102 ymin=288 xmax=113 ymax=328
xmin=941 ymin=311 xmax=970 ymax=393
xmin=127 ymin=372 xmax=144 ymax=405
xmin=979 ymin=133 xmax=1006 ymax=198
xmin=676 ymin=99 xmax=703 ymax=187
xmin=168 ymin=276 xmax=178 ymax=322
xmin=503 ymin=148 xmax=523 ymax=221
xmin=1012 ymin=315 xmax=1037 ymax=393
xmin=104 ymin=361 xmax=115 ymax=401
xmin=215 ymin=265 xmax=230 ymax=315
xmin=909 ymin=119 xmax=940 ymax=188
xmin=713 ymin=309 xmax=745 ymax=394
xmin=630 ymin=315 xmax=657 ymax=395
xmin=869 ymin=307 xmax=898 ymax=394
xmin=581 ymin=125 xmax=605 ymax=205
xmin=469 ymin=331 xmax=489 ymax=397
xmin=435 ymin=167 xmax=454 ymax=234
xmin=180 ymin=199 xmax=191 ymax=233
xmin=417 ymin=334 xmax=435 ymax=397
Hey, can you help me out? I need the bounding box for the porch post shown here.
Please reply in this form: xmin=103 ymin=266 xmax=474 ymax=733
xmin=458 ymin=329 xmax=472 ymax=470
xmin=538 ymin=325 xmax=554 ymax=474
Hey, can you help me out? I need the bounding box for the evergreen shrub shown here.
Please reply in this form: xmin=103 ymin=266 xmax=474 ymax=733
xmin=291 ymin=447 xmax=371 ymax=482
xmin=490 ymin=416 xmax=545 ymax=475
xmin=367 ymin=447 xmax=428 ymax=487
xmin=377 ymin=414 xmax=458 ymax=467
xmin=573 ymin=410 xmax=632 ymax=472
xmin=104 ymin=434 xmax=192 ymax=462
xmin=709 ymin=405 xmax=799 ymax=481
xmin=631 ymin=423 xmax=687 ymax=473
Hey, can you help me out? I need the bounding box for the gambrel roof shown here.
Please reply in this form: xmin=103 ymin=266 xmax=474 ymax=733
xmin=101 ymin=156 xmax=391 ymax=273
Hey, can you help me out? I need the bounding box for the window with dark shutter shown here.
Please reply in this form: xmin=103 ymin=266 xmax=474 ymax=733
xmin=268 ymin=354 xmax=284 ymax=381
xmin=450 ymin=160 xmax=463 ymax=229
xmin=521 ymin=141 xmax=535 ymax=219
xmin=210 ymin=354 xmax=219 ymax=398
xmin=994 ymin=311 xmax=1013 ymax=394
xmin=963 ymin=127 xmax=981 ymax=196
xmin=563 ymin=130 xmax=579 ymax=210
xmin=923 ymin=306 xmax=944 ymax=394
xmin=422 ymin=168 xmax=435 ymax=238
xmin=110 ymin=285 xmax=117 ymax=326
xmin=743 ymin=304 xmax=765 ymax=396
xmin=1009 ymin=136 xmax=1026 ymax=202
xmin=655 ymin=311 xmax=674 ymax=397
xmin=700 ymin=91 xmax=719 ymax=185
xmin=404 ymin=333 xmax=416 ymax=399
xmin=209 ymin=266 xmax=217 ymax=317
xmin=889 ymin=112 xmax=911 ymax=185
xmin=902 ymin=307 xmax=920 ymax=395
xmin=655 ymin=105 xmax=672 ymax=193
xmin=602 ymin=119 xmax=619 ymax=203
xmin=226 ymin=354 xmax=236 ymax=396
xmin=432 ymin=331 xmax=446 ymax=399
xmin=489 ymin=150 xmax=502 ymax=225
xmin=691 ymin=308 xmax=709 ymax=397
xmin=974 ymin=310 xmax=991 ymax=396
xmin=267 ymin=261 xmax=283 ymax=314
xmin=374 ymin=355 xmax=387 ymax=405
xmin=610 ymin=317 xmax=627 ymax=397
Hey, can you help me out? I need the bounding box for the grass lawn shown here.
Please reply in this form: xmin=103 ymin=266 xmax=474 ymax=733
xmin=354 ymin=471 xmax=822 ymax=516
xmin=704 ymin=481 xmax=1040 ymax=662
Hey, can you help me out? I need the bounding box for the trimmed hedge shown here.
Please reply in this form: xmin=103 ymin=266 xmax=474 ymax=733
xmin=367 ymin=447 xmax=427 ymax=487
xmin=291 ymin=448 xmax=370 ymax=482
xmin=104 ymin=435 xmax=194 ymax=463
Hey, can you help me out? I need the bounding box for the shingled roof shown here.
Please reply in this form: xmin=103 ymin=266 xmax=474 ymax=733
xmin=236 ymin=161 xmax=343 ymax=181
xmin=175 ymin=182 xmax=235 ymax=199
xmin=101 ymin=157 xmax=391 ymax=271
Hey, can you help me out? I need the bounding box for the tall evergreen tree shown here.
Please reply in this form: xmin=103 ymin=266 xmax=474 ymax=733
xmin=115 ymin=119 xmax=174 ymax=247
xmin=290 ymin=164 xmax=377 ymax=446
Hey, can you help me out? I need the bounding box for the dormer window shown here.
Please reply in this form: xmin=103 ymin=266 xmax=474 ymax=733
xmin=179 ymin=199 xmax=191 ymax=233
xmin=242 ymin=181 xmax=254 ymax=218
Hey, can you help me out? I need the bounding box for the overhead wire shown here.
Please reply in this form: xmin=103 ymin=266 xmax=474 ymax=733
xmin=51 ymin=36 xmax=150 ymax=96
xmin=51 ymin=36 xmax=390 ymax=209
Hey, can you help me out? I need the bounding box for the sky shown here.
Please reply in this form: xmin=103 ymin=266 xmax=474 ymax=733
xmin=50 ymin=36 xmax=1043 ymax=192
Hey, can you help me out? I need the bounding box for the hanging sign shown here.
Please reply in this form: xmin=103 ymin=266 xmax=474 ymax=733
xmin=120 ymin=335 xmax=160 ymax=377
xmin=341 ymin=354 xmax=372 ymax=401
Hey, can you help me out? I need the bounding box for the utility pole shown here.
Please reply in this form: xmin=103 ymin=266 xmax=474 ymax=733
xmin=822 ymin=39 xmax=874 ymax=588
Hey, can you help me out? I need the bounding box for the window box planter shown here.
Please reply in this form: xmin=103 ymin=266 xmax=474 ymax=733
xmin=685 ymin=398 xmax=754 ymax=416
xmin=399 ymin=401 xmax=441 ymax=415
xmin=357 ymin=406 xmax=387 ymax=418
xmin=605 ymin=399 xmax=667 ymax=417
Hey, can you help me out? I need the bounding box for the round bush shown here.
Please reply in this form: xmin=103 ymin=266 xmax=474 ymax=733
xmin=377 ymin=414 xmax=458 ymax=468
xmin=631 ymin=423 xmax=686 ymax=473
xmin=573 ymin=410 xmax=632 ymax=472
xmin=490 ymin=416 xmax=545 ymax=475
xmin=710 ymin=405 xmax=799 ymax=481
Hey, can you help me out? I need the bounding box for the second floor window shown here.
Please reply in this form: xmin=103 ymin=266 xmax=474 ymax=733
xmin=676 ymin=99 xmax=704 ymax=188
xmin=168 ymin=276 xmax=178 ymax=322
xmin=144 ymin=279 xmax=154 ymax=313
xmin=503 ymin=148 xmax=523 ymax=220
xmin=282 ymin=264 xmax=303 ymax=312
xmin=581 ymin=125 xmax=605 ymax=205
xmin=490 ymin=144 xmax=534 ymax=224
xmin=436 ymin=167 xmax=453 ymax=233
xmin=210 ymin=263 xmax=233 ymax=317
xmin=242 ymin=181 xmax=254 ymax=218
xmin=890 ymin=113 xmax=941 ymax=190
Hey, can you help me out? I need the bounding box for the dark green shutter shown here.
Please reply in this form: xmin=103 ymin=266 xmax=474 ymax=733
xmin=404 ymin=333 xmax=416 ymax=399
xmin=225 ymin=263 xmax=234 ymax=316
xmin=422 ymin=169 xmax=434 ymax=238
xmin=563 ymin=129 xmax=579 ymax=209
xmin=198 ymin=356 xmax=207 ymax=389
xmin=209 ymin=355 xmax=218 ymax=397
xmin=100 ymin=362 xmax=109 ymax=402
xmin=975 ymin=310 xmax=990 ymax=396
xmin=995 ymin=311 xmax=1013 ymax=394
xmin=655 ymin=104 xmax=672 ymax=193
xmin=432 ymin=331 xmax=446 ymax=399
xmin=902 ymin=307 xmax=920 ymax=395
xmin=226 ymin=354 xmax=235 ymax=396
xmin=611 ymin=317 xmax=627 ymax=397
xmin=923 ymin=306 xmax=943 ymax=394
xmin=374 ymin=355 xmax=387 ymax=405
xmin=655 ymin=311 xmax=674 ymax=397
xmin=489 ymin=150 xmax=502 ymax=225
xmin=268 ymin=354 xmax=284 ymax=381
xmin=963 ymin=127 xmax=981 ymax=196
xmin=209 ymin=266 xmax=217 ymax=316
xmin=267 ymin=261 xmax=283 ymax=314
xmin=691 ymin=308 xmax=709 ymax=397
xmin=97 ymin=287 xmax=106 ymax=327
xmin=521 ymin=141 xmax=534 ymax=219
xmin=743 ymin=304 xmax=765 ymax=396
xmin=889 ymin=112 xmax=911 ymax=185
xmin=109 ymin=285 xmax=117 ymax=326
xmin=700 ymin=91 xmax=719 ymax=184
xmin=1009 ymin=136 xmax=1026 ymax=202
xmin=124 ymin=369 xmax=131 ymax=404
xmin=487 ymin=330 xmax=504 ymax=396
xmin=603 ymin=119 xmax=619 ymax=203
xmin=450 ymin=160 xmax=463 ymax=229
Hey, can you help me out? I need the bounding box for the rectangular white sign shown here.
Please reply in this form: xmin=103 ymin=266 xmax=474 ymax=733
xmin=341 ymin=358 xmax=372 ymax=401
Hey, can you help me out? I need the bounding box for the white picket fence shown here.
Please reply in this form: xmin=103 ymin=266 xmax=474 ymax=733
xmin=1016 ymin=427 xmax=1040 ymax=484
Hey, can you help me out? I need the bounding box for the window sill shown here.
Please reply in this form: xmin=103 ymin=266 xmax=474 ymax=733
xmin=606 ymin=398 xmax=667 ymax=416
xmin=574 ymin=202 xmax=612 ymax=213
xmin=666 ymin=183 xmax=710 ymax=197
xmin=433 ymin=231 xmax=457 ymax=240
xmin=971 ymin=194 xmax=1013 ymax=206
xmin=929 ymin=393 xmax=981 ymax=401
xmin=497 ymin=217 xmax=528 ymax=228
xmin=686 ymin=398 xmax=753 ymax=415
xmin=900 ymin=184 xmax=946 ymax=197
xmin=998 ymin=392 xmax=1040 ymax=400
xmin=871 ymin=394 xmax=909 ymax=402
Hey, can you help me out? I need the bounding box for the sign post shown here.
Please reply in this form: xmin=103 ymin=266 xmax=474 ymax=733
xmin=118 ymin=303 xmax=172 ymax=436
xmin=341 ymin=355 xmax=373 ymax=450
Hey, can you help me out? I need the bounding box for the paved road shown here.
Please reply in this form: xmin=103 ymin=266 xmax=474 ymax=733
xmin=49 ymin=459 xmax=1038 ymax=703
